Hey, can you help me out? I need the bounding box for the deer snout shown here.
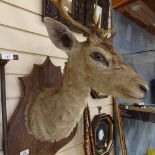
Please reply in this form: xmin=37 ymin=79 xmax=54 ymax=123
xmin=138 ymin=84 xmax=148 ymax=97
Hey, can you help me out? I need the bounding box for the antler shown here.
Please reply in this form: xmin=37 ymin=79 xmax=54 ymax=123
xmin=93 ymin=0 xmax=99 ymax=26
xmin=99 ymin=28 xmax=116 ymax=40
xmin=92 ymin=0 xmax=102 ymax=33
xmin=96 ymin=22 xmax=116 ymax=40
xmin=52 ymin=0 xmax=90 ymax=35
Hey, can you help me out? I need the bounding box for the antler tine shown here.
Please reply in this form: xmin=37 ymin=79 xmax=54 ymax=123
xmin=96 ymin=28 xmax=115 ymax=39
xmin=103 ymin=29 xmax=112 ymax=38
xmin=93 ymin=0 xmax=98 ymax=26
xmin=52 ymin=0 xmax=90 ymax=35
xmin=93 ymin=15 xmax=101 ymax=33
xmin=107 ymin=30 xmax=116 ymax=40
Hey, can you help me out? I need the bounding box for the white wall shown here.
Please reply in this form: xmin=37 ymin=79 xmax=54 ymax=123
xmin=0 ymin=0 xmax=114 ymax=154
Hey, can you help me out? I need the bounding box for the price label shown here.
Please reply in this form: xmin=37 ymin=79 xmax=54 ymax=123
xmin=1 ymin=53 xmax=14 ymax=60
xmin=20 ymin=149 xmax=29 ymax=155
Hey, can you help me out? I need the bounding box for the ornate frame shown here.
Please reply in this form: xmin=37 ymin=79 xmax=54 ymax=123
xmin=83 ymin=106 xmax=114 ymax=155
xmin=91 ymin=114 xmax=114 ymax=155
xmin=42 ymin=0 xmax=110 ymax=32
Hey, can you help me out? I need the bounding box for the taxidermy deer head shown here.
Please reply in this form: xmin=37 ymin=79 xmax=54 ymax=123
xmin=25 ymin=0 xmax=148 ymax=142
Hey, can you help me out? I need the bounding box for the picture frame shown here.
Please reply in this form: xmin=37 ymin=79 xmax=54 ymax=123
xmin=42 ymin=0 xmax=110 ymax=33
xmin=92 ymin=113 xmax=114 ymax=155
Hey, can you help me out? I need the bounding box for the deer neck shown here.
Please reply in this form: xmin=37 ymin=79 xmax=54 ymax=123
xmin=61 ymin=59 xmax=90 ymax=104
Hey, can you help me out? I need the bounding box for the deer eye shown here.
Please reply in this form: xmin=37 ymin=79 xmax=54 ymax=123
xmin=90 ymin=52 xmax=109 ymax=66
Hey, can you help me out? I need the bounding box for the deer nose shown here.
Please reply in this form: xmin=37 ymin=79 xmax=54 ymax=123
xmin=139 ymin=84 xmax=148 ymax=96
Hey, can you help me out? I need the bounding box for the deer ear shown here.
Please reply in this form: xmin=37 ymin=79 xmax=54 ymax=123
xmin=44 ymin=17 xmax=76 ymax=52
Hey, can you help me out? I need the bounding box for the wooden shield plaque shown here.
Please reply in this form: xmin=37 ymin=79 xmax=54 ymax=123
xmin=8 ymin=57 xmax=77 ymax=155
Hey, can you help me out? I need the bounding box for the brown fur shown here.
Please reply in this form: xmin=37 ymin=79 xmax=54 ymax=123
xmin=25 ymin=18 xmax=148 ymax=142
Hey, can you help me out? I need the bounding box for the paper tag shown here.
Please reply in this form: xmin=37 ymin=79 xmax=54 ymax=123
xmin=20 ymin=149 xmax=29 ymax=155
xmin=1 ymin=53 xmax=14 ymax=60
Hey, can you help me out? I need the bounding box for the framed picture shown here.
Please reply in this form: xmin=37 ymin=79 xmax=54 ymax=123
xmin=92 ymin=114 xmax=114 ymax=155
xmin=42 ymin=0 xmax=110 ymax=33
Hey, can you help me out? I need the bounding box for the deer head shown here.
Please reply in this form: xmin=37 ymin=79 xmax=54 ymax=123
xmin=45 ymin=0 xmax=148 ymax=103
